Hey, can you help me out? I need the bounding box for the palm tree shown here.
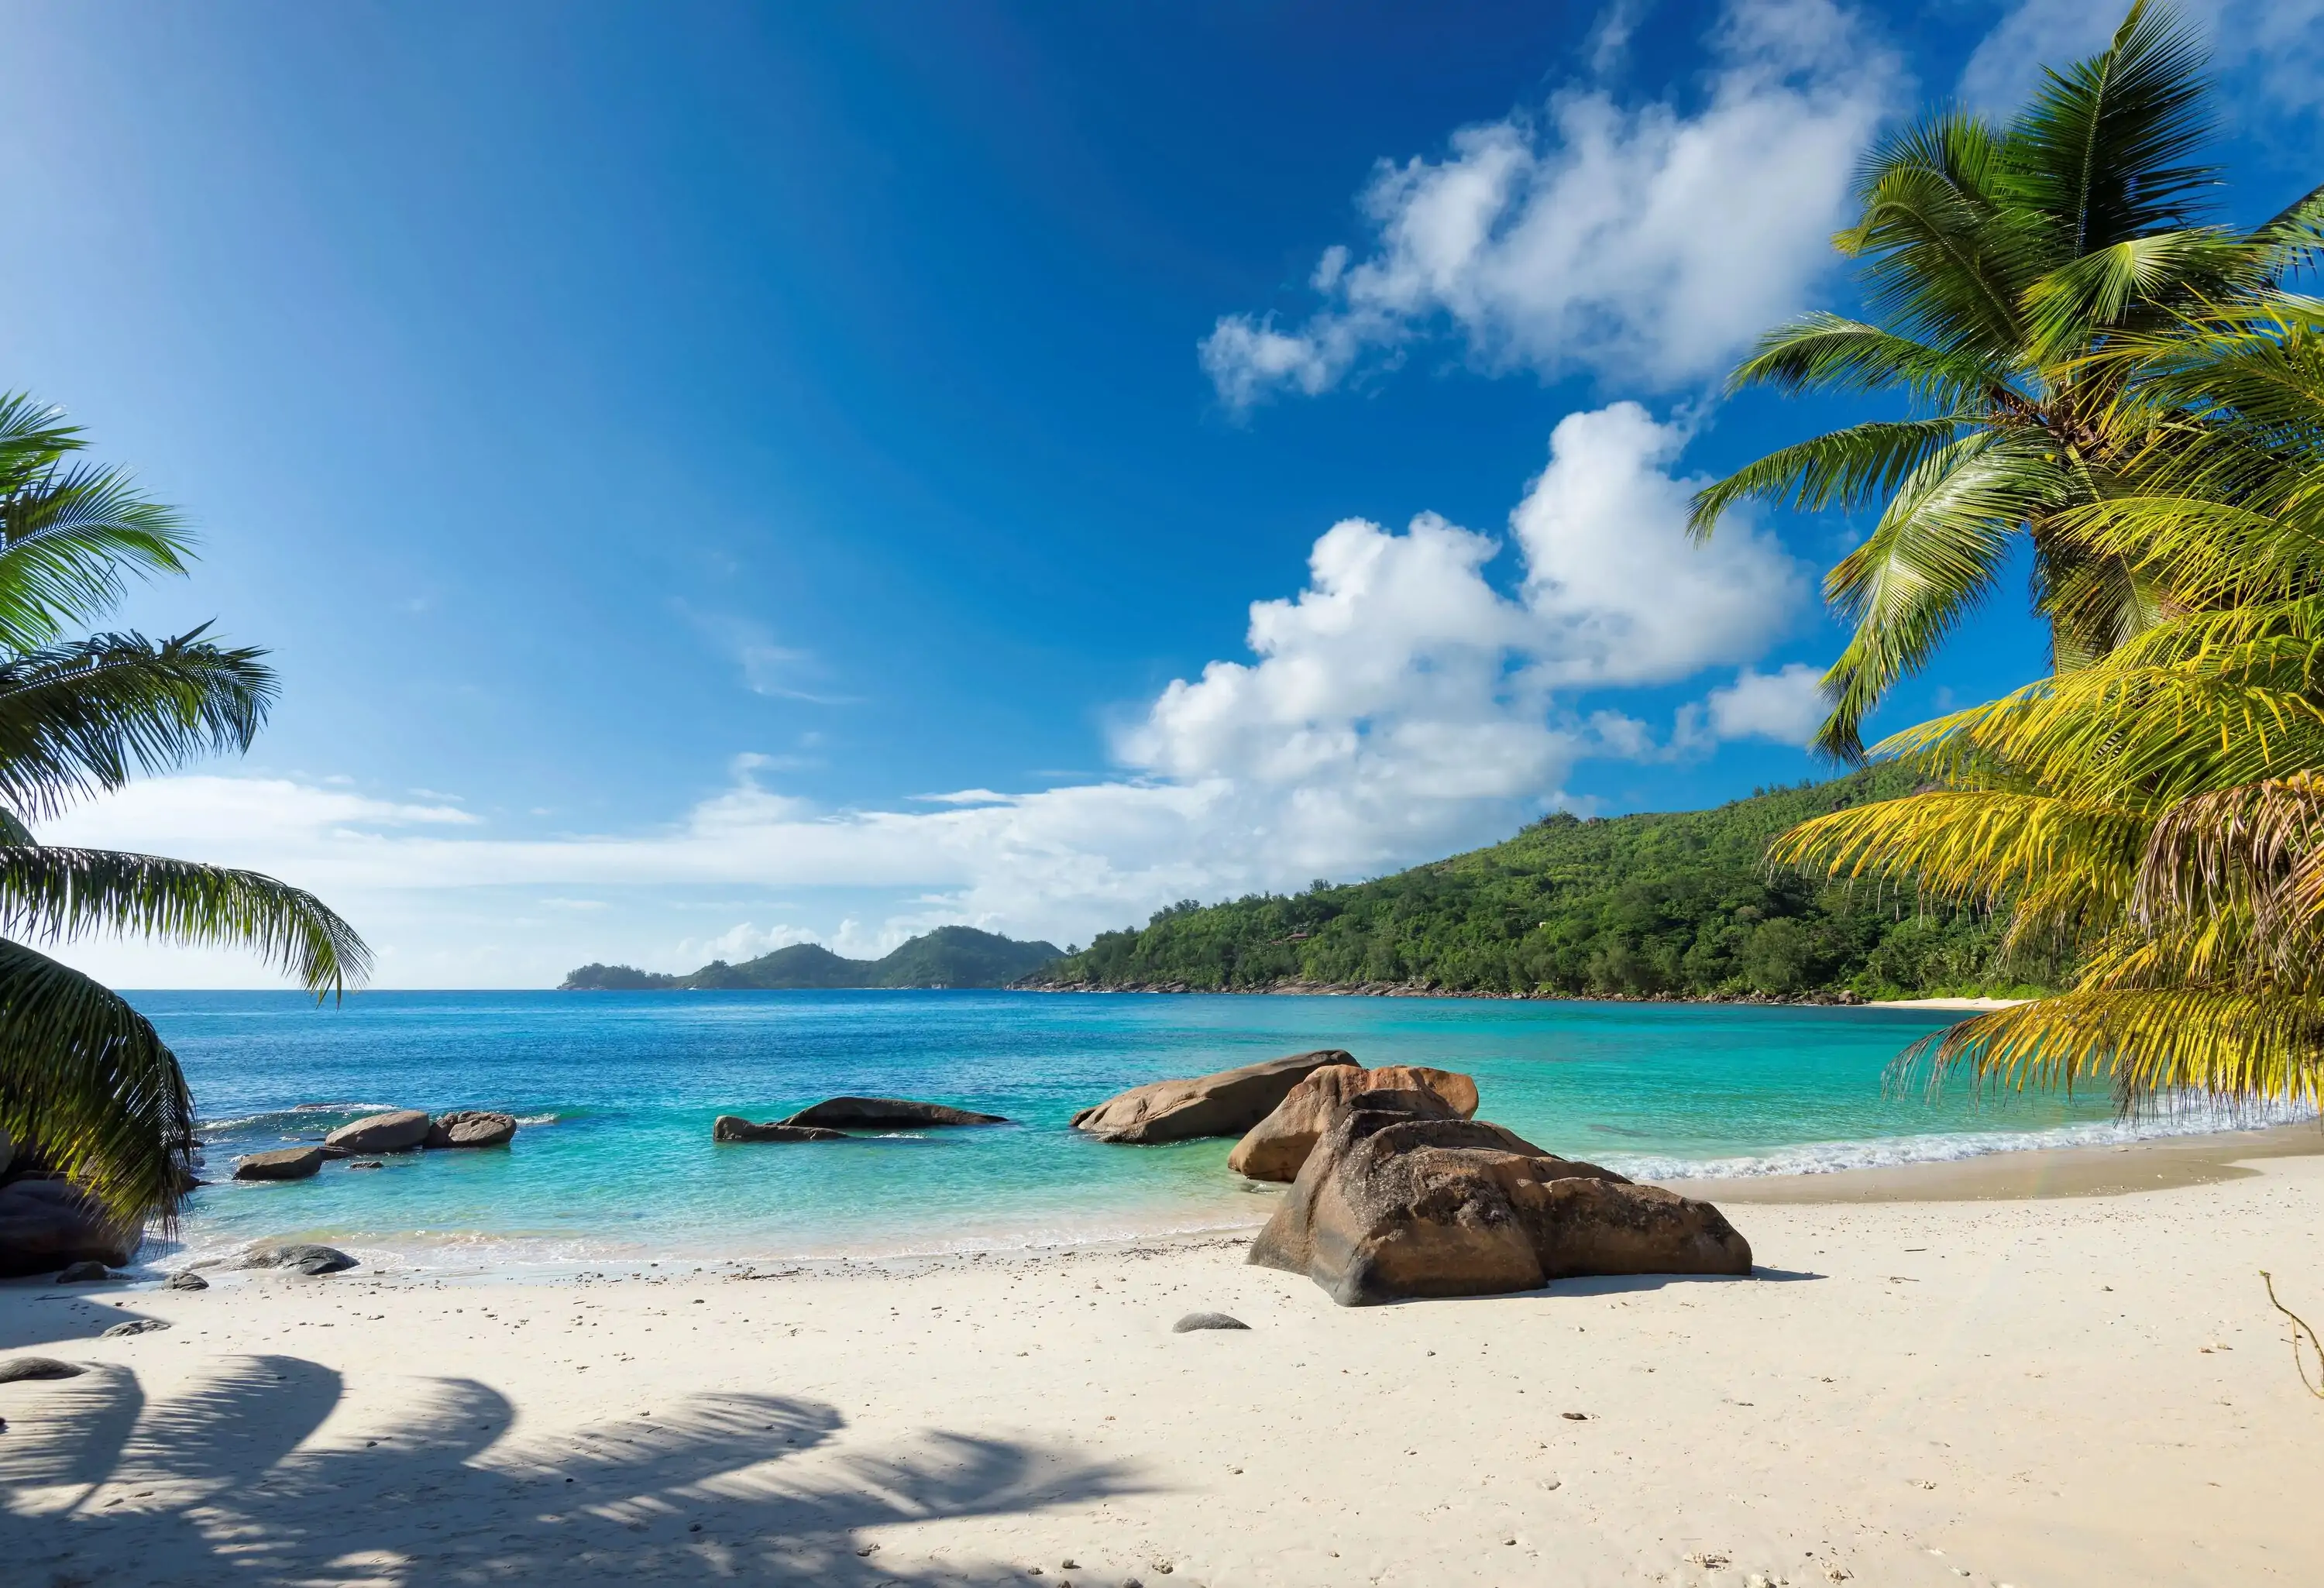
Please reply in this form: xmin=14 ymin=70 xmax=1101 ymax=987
xmin=1690 ymin=1 xmax=2324 ymax=761
xmin=0 ymin=394 xmax=368 ymax=1235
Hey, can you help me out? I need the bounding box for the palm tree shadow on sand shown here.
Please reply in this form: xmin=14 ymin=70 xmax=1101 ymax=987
xmin=1 ymin=1354 xmax=1144 ymax=1585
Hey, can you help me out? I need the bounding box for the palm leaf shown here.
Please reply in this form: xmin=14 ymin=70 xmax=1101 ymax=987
xmin=0 ymin=847 xmax=370 ymax=995
xmin=0 ymin=935 xmax=193 ymax=1228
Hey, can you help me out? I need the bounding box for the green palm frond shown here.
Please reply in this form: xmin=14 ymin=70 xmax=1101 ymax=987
xmin=1688 ymin=415 xmax=1972 ymax=538
xmin=0 ymin=395 xmax=194 ymax=651
xmin=0 ymin=847 xmax=370 ymax=995
xmin=0 ymin=630 xmax=275 ymax=819
xmin=0 ymin=935 xmax=194 ymax=1229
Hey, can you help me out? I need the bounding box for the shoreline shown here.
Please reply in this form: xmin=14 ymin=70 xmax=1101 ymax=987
xmin=9 ymin=1141 xmax=2320 ymax=1584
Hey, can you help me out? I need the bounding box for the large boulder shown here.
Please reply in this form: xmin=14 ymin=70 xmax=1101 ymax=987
xmin=713 ymin=1115 xmax=847 ymax=1143
xmin=324 ymin=1110 xmax=432 ymax=1154
xmin=233 ymin=1146 xmax=324 ymax=1181
xmin=239 ymin=1242 xmax=359 ymax=1275
xmin=425 ymin=1110 xmax=518 ymax=1148
xmin=781 ymin=1097 xmax=1008 ymax=1129
xmin=1249 ymin=1109 xmax=1751 ymax=1306
xmin=0 ymin=1180 xmax=139 ymax=1277
xmin=1071 ymin=1050 xmax=1354 ymax=1144
xmin=1229 ymin=1064 xmax=1480 ymax=1181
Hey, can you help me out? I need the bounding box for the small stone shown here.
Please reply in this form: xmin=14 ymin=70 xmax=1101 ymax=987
xmin=0 ymin=1356 xmax=85 ymax=1383
xmin=101 ymin=1319 xmax=170 ymax=1338
xmin=1561 ymin=1411 xmax=1590 ymax=1421
xmin=347 ymin=1161 xmax=384 ymax=1171
xmin=1061 ymin=1562 xmax=1079 ymax=1572
xmin=53 ymin=1260 xmax=112 ymax=1284
xmin=1171 ymin=1312 xmax=1250 ymax=1332
xmin=164 ymin=1270 xmax=209 ymax=1291
xmin=854 ymin=1543 xmax=879 ymax=1557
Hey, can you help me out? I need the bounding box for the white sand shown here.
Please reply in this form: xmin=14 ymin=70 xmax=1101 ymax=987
xmin=5 ymin=1145 xmax=2323 ymax=1587
xmin=1865 ymin=996 xmax=2030 ymax=1011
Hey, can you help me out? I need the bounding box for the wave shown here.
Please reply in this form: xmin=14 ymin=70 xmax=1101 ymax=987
xmin=1604 ymin=1095 xmax=2319 ymax=1182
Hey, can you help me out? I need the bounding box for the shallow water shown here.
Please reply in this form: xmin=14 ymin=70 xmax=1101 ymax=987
xmin=138 ymin=988 xmax=2293 ymax=1271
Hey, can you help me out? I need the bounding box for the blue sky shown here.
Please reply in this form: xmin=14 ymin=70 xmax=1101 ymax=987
xmin=4 ymin=0 xmax=2321 ymax=987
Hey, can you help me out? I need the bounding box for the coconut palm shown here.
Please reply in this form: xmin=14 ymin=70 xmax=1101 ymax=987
xmin=1690 ymin=1 xmax=2324 ymax=761
xmin=0 ymin=394 xmax=368 ymax=1232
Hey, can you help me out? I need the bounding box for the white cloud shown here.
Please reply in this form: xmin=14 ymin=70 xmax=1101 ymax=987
xmin=1673 ymin=662 xmax=1828 ymax=752
xmin=1200 ymin=0 xmax=1895 ymax=407
xmin=1962 ymin=1 xmax=2324 ymax=118
xmin=39 ymin=405 xmax=1811 ymax=987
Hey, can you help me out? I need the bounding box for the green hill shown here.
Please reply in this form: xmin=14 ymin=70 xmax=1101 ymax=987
xmin=559 ymin=925 xmax=1063 ymax=991
xmin=1023 ymin=770 xmax=2046 ymax=1002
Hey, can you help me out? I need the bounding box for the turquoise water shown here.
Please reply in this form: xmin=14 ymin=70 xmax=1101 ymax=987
xmin=132 ymin=989 xmax=2274 ymax=1271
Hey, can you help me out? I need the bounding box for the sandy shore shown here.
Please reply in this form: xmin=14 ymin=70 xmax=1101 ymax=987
xmin=6 ymin=1130 xmax=2323 ymax=1587
xmin=1863 ymin=996 xmax=2029 ymax=1011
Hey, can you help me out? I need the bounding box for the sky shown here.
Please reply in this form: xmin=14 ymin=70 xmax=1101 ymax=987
xmin=2 ymin=0 xmax=2322 ymax=988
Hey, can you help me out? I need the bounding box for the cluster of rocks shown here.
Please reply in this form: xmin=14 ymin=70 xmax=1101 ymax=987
xmin=713 ymin=1096 xmax=1009 ymax=1143
xmin=232 ymin=1108 xmax=521 ymax=1182
xmin=1070 ymin=1051 xmax=1751 ymax=1306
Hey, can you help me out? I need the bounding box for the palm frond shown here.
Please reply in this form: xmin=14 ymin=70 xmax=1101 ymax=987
xmin=0 ymin=935 xmax=192 ymax=1229
xmin=0 ymin=630 xmax=275 ymax=819
xmin=0 ymin=847 xmax=370 ymax=995
xmin=1688 ymin=415 xmax=1970 ymax=538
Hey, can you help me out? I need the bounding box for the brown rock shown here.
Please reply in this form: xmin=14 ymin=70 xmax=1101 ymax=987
xmin=780 ymin=1097 xmax=1008 ymax=1128
xmin=1228 ymin=1064 xmax=1481 ymax=1181
xmin=1071 ymin=1050 xmax=1354 ymax=1143
xmin=1249 ymin=1109 xmax=1749 ymax=1305
xmin=713 ymin=1115 xmax=847 ymax=1143
xmin=233 ymin=1146 xmax=325 ymax=1181
xmin=323 ymin=1110 xmax=433 ymax=1154
xmin=0 ymin=1179 xmax=140 ymax=1277
xmin=425 ymin=1110 xmax=518 ymax=1148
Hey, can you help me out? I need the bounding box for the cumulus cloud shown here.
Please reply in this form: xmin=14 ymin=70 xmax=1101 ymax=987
xmin=1961 ymin=1 xmax=2324 ymax=118
xmin=1673 ymin=662 xmax=1828 ymax=753
xmin=43 ymin=405 xmax=1813 ymax=986
xmin=1199 ymin=0 xmax=1895 ymax=407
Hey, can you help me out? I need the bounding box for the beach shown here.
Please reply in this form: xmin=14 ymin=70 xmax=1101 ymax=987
xmin=6 ymin=1126 xmax=2322 ymax=1587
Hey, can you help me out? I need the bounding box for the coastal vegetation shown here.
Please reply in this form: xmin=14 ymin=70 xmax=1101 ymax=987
xmin=562 ymin=924 xmax=1063 ymax=991
xmin=1727 ymin=5 xmax=2324 ymax=1110
xmin=1026 ymin=770 xmax=2033 ymax=1001
xmin=0 ymin=397 xmax=366 ymax=1231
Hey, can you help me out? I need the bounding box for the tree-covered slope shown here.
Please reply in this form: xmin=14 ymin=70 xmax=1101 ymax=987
xmin=559 ymin=926 xmax=1063 ymax=991
xmin=1026 ymin=771 xmax=2041 ymax=1001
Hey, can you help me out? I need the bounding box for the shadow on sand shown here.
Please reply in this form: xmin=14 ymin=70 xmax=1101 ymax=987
xmin=1 ymin=1353 xmax=1143 ymax=1585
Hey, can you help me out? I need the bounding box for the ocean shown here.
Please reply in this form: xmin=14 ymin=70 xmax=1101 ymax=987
xmin=139 ymin=988 xmax=2292 ymax=1273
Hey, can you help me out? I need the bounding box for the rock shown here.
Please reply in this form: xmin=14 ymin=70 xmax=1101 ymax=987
xmin=238 ymin=1242 xmax=359 ymax=1276
xmin=233 ymin=1146 xmax=324 ymax=1181
xmin=347 ymin=1160 xmax=383 ymax=1170
xmin=1171 ymin=1312 xmax=1250 ymax=1332
xmin=164 ymin=1270 xmax=210 ymax=1291
xmin=53 ymin=1260 xmax=113 ymax=1284
xmin=0 ymin=1356 xmax=84 ymax=1383
xmin=1228 ymin=1064 xmax=1480 ymax=1181
xmin=1249 ymin=1109 xmax=1751 ymax=1305
xmin=1071 ymin=1050 xmax=1355 ymax=1144
xmin=712 ymin=1116 xmax=848 ymax=1143
xmin=425 ymin=1110 xmax=518 ymax=1148
xmin=779 ymin=1097 xmax=1009 ymax=1128
xmin=101 ymin=1318 xmax=169 ymax=1337
xmin=323 ymin=1110 xmax=433 ymax=1154
xmin=0 ymin=1178 xmax=140 ymax=1277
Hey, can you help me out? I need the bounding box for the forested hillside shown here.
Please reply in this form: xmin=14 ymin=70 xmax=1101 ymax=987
xmin=1025 ymin=771 xmax=2045 ymax=1001
xmin=562 ymin=926 xmax=1062 ymax=990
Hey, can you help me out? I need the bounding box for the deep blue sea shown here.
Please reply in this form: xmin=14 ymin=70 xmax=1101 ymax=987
xmin=130 ymin=989 xmax=2285 ymax=1273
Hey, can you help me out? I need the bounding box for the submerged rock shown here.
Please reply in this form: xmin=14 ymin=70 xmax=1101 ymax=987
xmin=238 ymin=1242 xmax=359 ymax=1276
xmin=233 ymin=1146 xmax=324 ymax=1181
xmin=426 ymin=1110 xmax=519 ymax=1148
xmin=0 ymin=1356 xmax=84 ymax=1383
xmin=0 ymin=1179 xmax=140 ymax=1276
xmin=712 ymin=1115 xmax=847 ymax=1143
xmin=780 ymin=1097 xmax=1008 ymax=1128
xmin=1071 ymin=1050 xmax=1354 ymax=1144
xmin=1171 ymin=1312 xmax=1250 ymax=1332
xmin=1250 ymin=1109 xmax=1751 ymax=1306
xmin=324 ymin=1110 xmax=432 ymax=1154
xmin=1229 ymin=1064 xmax=1480 ymax=1181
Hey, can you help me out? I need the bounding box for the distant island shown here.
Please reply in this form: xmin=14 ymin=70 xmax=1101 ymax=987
xmin=560 ymin=924 xmax=1064 ymax=991
xmin=1019 ymin=769 xmax=2044 ymax=1003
